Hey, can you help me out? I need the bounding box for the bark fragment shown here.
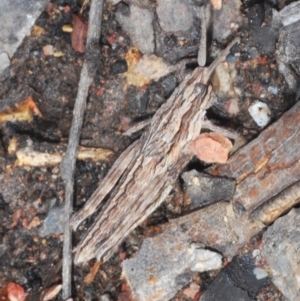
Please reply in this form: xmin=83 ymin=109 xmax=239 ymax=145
xmin=208 ymin=100 xmax=300 ymax=213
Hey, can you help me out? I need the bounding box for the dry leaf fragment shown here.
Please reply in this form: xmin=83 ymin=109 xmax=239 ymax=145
xmin=124 ymin=47 xmax=176 ymax=87
xmin=10 ymin=209 xmax=24 ymax=229
xmin=31 ymin=25 xmax=45 ymax=38
xmin=189 ymin=132 xmax=232 ymax=164
xmin=27 ymin=216 xmax=41 ymax=230
xmin=71 ymin=14 xmax=88 ymax=53
xmin=123 ymin=47 xmax=148 ymax=87
xmin=8 ymin=136 xmax=18 ymax=155
xmin=15 ymin=146 xmax=113 ymax=167
xmin=40 ymin=284 xmax=62 ymax=301
xmin=16 ymin=149 xmax=62 ymax=167
xmin=134 ymin=54 xmax=176 ymax=82
xmin=84 ymin=261 xmax=101 ymax=284
xmin=183 ymin=282 xmax=200 ymax=299
xmin=77 ymin=146 xmax=114 ymax=161
xmin=0 ymin=96 xmax=42 ymax=123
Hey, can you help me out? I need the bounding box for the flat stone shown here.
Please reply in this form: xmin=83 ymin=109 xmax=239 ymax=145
xmin=212 ymin=0 xmax=242 ymax=43
xmin=279 ymin=0 xmax=300 ymax=26
xmin=200 ymin=255 xmax=270 ymax=301
xmin=0 ymin=0 xmax=50 ymax=74
xmin=38 ymin=206 xmax=64 ymax=237
xmin=153 ymin=0 xmax=200 ymax=63
xmin=262 ymin=208 xmax=300 ymax=301
xmin=0 ymin=52 xmax=10 ymax=74
xmin=123 ymin=237 xmax=222 ymax=301
xmin=156 ymin=0 xmax=193 ymax=33
xmin=116 ymin=5 xmax=154 ymax=54
xmin=181 ymin=170 xmax=235 ymax=210
xmin=122 ymin=202 xmax=265 ymax=301
xmin=277 ymin=2 xmax=300 ymax=84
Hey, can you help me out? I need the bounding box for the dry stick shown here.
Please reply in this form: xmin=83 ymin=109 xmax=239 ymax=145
xmin=60 ymin=0 xmax=104 ymax=299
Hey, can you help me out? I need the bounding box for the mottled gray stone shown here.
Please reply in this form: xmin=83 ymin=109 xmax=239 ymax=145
xmin=277 ymin=2 xmax=300 ymax=86
xmin=0 ymin=52 xmax=10 ymax=74
xmin=154 ymin=0 xmax=201 ymax=63
xmin=122 ymin=200 xmax=267 ymax=301
xmin=262 ymin=208 xmax=300 ymax=301
xmin=279 ymin=1 xmax=300 ymax=26
xmin=0 ymin=0 xmax=50 ymax=74
xmin=156 ymin=0 xmax=194 ymax=33
xmin=277 ymin=20 xmax=300 ymax=72
xmin=122 ymin=227 xmax=222 ymax=301
xmin=212 ymin=0 xmax=243 ymax=43
xmin=116 ymin=5 xmax=154 ymax=54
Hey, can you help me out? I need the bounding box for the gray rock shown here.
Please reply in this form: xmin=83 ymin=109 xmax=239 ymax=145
xmin=279 ymin=1 xmax=300 ymax=27
xmin=181 ymin=170 xmax=235 ymax=210
xmin=200 ymin=255 xmax=270 ymax=301
xmin=0 ymin=52 xmax=10 ymax=74
xmin=0 ymin=0 xmax=50 ymax=74
xmin=212 ymin=0 xmax=243 ymax=43
xmin=154 ymin=0 xmax=200 ymax=63
xmin=277 ymin=61 xmax=299 ymax=92
xmin=122 ymin=228 xmax=222 ymax=301
xmin=245 ymin=7 xmax=280 ymax=56
xmin=277 ymin=20 xmax=300 ymax=75
xmin=277 ymin=2 xmax=300 ymax=88
xmin=38 ymin=206 xmax=64 ymax=237
xmin=121 ymin=198 xmax=270 ymax=301
xmin=262 ymin=208 xmax=300 ymax=301
xmin=116 ymin=5 xmax=154 ymax=54
xmin=156 ymin=0 xmax=194 ymax=33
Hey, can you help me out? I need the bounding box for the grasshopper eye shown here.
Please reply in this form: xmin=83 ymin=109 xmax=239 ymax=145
xmin=194 ymin=83 xmax=207 ymax=98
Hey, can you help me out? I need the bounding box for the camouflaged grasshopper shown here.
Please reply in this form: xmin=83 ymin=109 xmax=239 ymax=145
xmin=71 ymin=37 xmax=240 ymax=264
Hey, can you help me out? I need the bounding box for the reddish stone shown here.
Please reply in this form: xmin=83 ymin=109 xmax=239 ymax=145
xmin=189 ymin=132 xmax=232 ymax=164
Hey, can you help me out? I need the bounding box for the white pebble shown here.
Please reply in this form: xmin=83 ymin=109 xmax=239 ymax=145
xmin=252 ymin=249 xmax=261 ymax=258
xmin=253 ymin=267 xmax=268 ymax=280
xmin=248 ymin=101 xmax=271 ymax=127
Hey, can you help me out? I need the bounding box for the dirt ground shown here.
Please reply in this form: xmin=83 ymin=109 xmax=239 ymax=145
xmin=0 ymin=0 xmax=296 ymax=300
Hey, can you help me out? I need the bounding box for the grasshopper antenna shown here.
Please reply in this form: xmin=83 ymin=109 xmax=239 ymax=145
xmin=203 ymin=36 xmax=240 ymax=84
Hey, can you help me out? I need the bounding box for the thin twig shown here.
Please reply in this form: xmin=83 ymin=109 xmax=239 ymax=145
xmin=60 ymin=0 xmax=104 ymax=299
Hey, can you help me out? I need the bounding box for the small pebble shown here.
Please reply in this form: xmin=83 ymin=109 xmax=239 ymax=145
xmin=226 ymin=53 xmax=238 ymax=63
xmin=253 ymin=267 xmax=268 ymax=280
xmin=252 ymin=249 xmax=261 ymax=258
xmin=110 ymin=59 xmax=128 ymax=74
xmin=100 ymin=294 xmax=112 ymax=301
xmin=43 ymin=45 xmax=54 ymax=56
xmin=62 ymin=24 xmax=73 ymax=32
xmin=0 ymin=52 xmax=10 ymax=73
xmin=267 ymin=86 xmax=279 ymax=95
